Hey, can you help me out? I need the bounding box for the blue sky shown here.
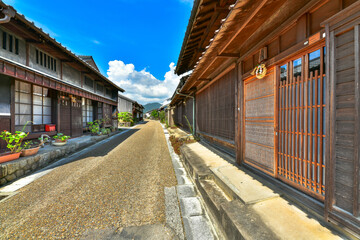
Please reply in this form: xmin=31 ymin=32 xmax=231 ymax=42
xmin=4 ymin=0 xmax=193 ymax=104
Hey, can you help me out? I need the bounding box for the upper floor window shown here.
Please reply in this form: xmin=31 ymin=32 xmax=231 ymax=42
xmin=84 ymin=76 xmax=94 ymax=89
xmin=96 ymin=83 xmax=104 ymax=94
xmin=2 ymin=31 xmax=19 ymax=55
xmin=35 ymin=49 xmax=56 ymax=72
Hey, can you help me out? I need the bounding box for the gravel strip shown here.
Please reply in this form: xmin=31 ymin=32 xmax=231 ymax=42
xmin=0 ymin=120 xmax=177 ymax=239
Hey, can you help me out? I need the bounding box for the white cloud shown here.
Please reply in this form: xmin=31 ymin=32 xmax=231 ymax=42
xmin=107 ymin=60 xmax=181 ymax=104
xmin=92 ymin=40 xmax=101 ymax=45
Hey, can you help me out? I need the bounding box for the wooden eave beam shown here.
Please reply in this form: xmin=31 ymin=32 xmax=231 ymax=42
xmin=219 ymin=0 xmax=268 ymax=55
xmin=196 ymin=78 xmax=211 ymax=81
xmin=218 ymin=53 xmax=239 ymax=58
xmin=201 ymin=0 xmax=218 ymax=8
xmin=192 ymin=25 xmax=207 ymax=34
xmin=4 ymin=21 xmax=40 ymax=41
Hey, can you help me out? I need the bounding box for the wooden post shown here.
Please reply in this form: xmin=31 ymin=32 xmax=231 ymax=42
xmin=325 ymin=26 xmax=335 ymax=219
xmin=236 ymin=60 xmax=243 ymax=165
xmin=10 ymin=78 xmax=15 ymax=133
xmin=57 ymin=92 xmax=61 ymax=133
xmin=353 ymin=24 xmax=360 ymax=217
xmin=274 ymin=66 xmax=279 ymax=178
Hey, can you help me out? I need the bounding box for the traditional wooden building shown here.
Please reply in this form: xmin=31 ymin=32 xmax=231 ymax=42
xmin=118 ymin=93 xmax=134 ymax=114
xmin=0 ymin=3 xmax=124 ymax=147
xmin=132 ymin=101 xmax=144 ymax=121
xmin=171 ymin=0 xmax=360 ymax=235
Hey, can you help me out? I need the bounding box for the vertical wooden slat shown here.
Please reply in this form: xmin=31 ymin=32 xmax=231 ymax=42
xmin=304 ymin=58 xmax=309 ymax=189
xmin=285 ymin=64 xmax=290 ymax=179
xmin=275 ymin=66 xmax=280 ymax=177
xmin=291 ymin=69 xmax=295 ymax=181
xmin=319 ymin=47 xmax=324 ymax=195
xmin=353 ymin=24 xmax=360 ymax=217
xmin=236 ymin=61 xmax=244 ymax=165
xmin=314 ymin=70 xmax=319 ymax=193
xmin=309 ymin=71 xmax=313 ymax=190
xmin=296 ymin=75 xmax=301 ymax=183
xmin=289 ymin=61 xmax=293 ymax=180
xmin=278 ymin=79 xmax=282 ymax=175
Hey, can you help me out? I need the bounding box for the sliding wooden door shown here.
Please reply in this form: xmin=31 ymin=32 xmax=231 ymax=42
xmin=277 ymin=45 xmax=326 ymax=200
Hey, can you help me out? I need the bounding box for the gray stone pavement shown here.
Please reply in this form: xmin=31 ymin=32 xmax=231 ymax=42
xmin=0 ymin=120 xmax=181 ymax=239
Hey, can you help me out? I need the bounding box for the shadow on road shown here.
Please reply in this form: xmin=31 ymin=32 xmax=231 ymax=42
xmin=36 ymin=129 xmax=140 ymax=174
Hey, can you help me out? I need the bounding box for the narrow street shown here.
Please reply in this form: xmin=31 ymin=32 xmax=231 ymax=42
xmin=0 ymin=121 xmax=178 ymax=239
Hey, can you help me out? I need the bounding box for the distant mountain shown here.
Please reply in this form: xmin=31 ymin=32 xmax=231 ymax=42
xmin=144 ymin=102 xmax=161 ymax=113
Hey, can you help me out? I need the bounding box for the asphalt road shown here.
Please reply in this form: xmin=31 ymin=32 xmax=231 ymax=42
xmin=0 ymin=120 xmax=177 ymax=239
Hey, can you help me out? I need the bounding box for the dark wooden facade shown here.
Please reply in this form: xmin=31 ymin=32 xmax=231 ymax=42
xmin=173 ymin=97 xmax=193 ymax=131
xmin=323 ymin=3 xmax=360 ymax=234
xmin=0 ymin=3 xmax=123 ymax=145
xmin=171 ymin=0 xmax=360 ymax=235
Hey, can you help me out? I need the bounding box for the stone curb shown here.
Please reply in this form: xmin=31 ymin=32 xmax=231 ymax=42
xmin=162 ymin=123 xmax=217 ymax=240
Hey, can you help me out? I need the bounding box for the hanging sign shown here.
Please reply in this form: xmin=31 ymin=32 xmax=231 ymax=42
xmin=251 ymin=63 xmax=267 ymax=79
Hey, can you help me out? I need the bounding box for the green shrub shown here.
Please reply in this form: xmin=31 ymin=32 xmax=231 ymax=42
xmin=151 ymin=110 xmax=159 ymax=119
xmin=159 ymin=110 xmax=165 ymax=123
xmin=118 ymin=112 xmax=133 ymax=123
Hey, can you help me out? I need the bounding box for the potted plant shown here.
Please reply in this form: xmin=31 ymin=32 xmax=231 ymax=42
xmin=20 ymin=140 xmax=40 ymax=157
xmin=52 ymin=133 xmax=70 ymax=146
xmin=100 ymin=128 xmax=107 ymax=135
xmin=110 ymin=126 xmax=116 ymax=132
xmin=0 ymin=129 xmax=29 ymax=163
xmin=88 ymin=121 xmax=100 ymax=135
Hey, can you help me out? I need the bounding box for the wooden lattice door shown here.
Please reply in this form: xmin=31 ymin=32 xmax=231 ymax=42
xmin=71 ymin=97 xmax=82 ymax=137
xmin=277 ymin=46 xmax=326 ymax=200
xmin=60 ymin=97 xmax=71 ymax=136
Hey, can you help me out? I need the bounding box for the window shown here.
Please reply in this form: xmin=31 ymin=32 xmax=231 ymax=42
xmin=36 ymin=49 xmax=39 ymax=64
xmin=280 ymin=64 xmax=287 ymax=81
xmin=97 ymin=102 xmax=103 ymax=120
xmin=15 ymin=38 xmax=18 ymax=54
xmin=2 ymin=31 xmax=20 ymax=55
xmin=293 ymin=58 xmax=302 ymax=78
xmin=44 ymin=53 xmax=47 ymax=67
xmin=96 ymin=84 xmax=104 ymax=94
xmin=32 ymin=85 xmax=52 ymax=127
xmin=35 ymin=49 xmax=56 ymax=72
xmin=106 ymin=88 xmax=111 ymax=96
xmin=2 ymin=32 xmax=6 ymax=50
xmin=309 ymin=49 xmax=320 ymax=77
xmin=82 ymin=98 xmax=94 ymax=127
xmin=15 ymin=81 xmax=31 ymax=132
xmin=84 ymin=76 xmax=94 ymax=88
xmin=8 ymin=34 xmax=13 ymax=52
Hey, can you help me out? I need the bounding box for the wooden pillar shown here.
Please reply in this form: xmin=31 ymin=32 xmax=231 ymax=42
xmin=25 ymin=42 xmax=30 ymax=66
xmin=324 ymin=24 xmax=335 ymax=220
xmin=57 ymin=93 xmax=61 ymax=133
xmin=353 ymin=24 xmax=360 ymax=217
xmin=10 ymin=78 xmax=15 ymax=133
xmin=235 ymin=60 xmax=243 ymax=165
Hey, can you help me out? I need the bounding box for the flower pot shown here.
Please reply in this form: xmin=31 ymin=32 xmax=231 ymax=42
xmin=20 ymin=146 xmax=40 ymax=157
xmin=0 ymin=152 xmax=21 ymax=164
xmin=52 ymin=140 xmax=67 ymax=146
